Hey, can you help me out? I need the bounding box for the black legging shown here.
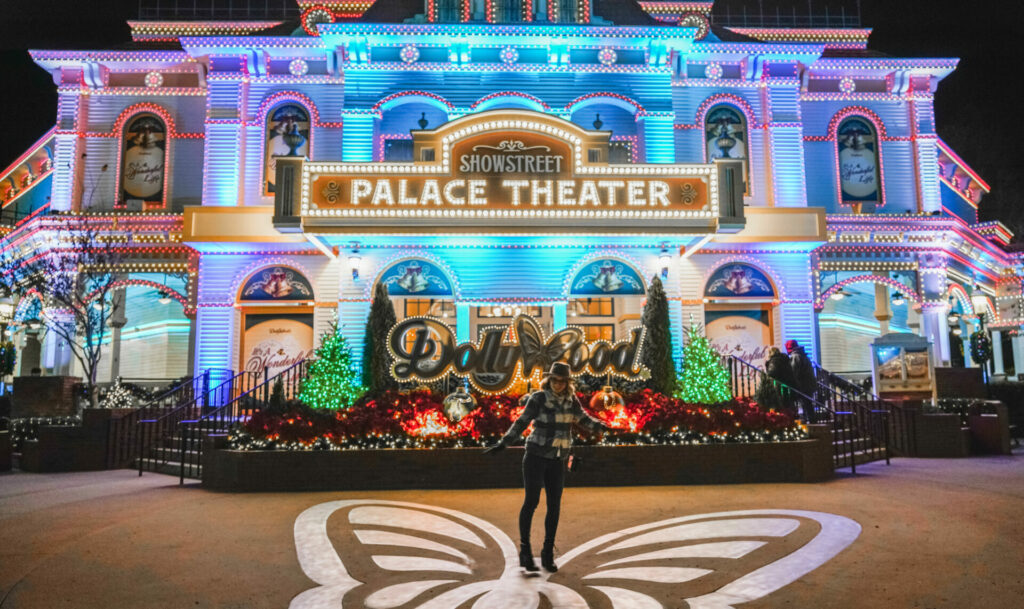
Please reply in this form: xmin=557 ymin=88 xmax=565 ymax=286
xmin=519 ymin=452 xmax=565 ymax=547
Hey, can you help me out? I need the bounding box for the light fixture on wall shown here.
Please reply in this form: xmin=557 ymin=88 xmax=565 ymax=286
xmin=952 ymin=326 xmax=963 ymax=336
xmin=830 ymin=288 xmax=850 ymax=301
xmin=92 ymin=300 xmax=103 ymax=311
xmin=348 ymin=249 xmax=361 ymax=281
xmin=947 ymin=308 xmax=961 ymax=326
xmin=659 ymin=246 xmax=672 ymax=278
xmin=891 ymin=291 xmax=905 ymax=306
xmin=157 ymin=290 xmax=171 ymax=305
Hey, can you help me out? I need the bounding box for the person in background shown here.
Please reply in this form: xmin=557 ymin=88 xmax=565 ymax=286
xmin=786 ymin=339 xmax=818 ymax=423
xmin=765 ymin=346 xmax=798 ymax=412
xmin=483 ymin=362 xmax=609 ymax=573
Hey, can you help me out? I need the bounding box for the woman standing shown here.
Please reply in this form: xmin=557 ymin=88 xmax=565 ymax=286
xmin=484 ymin=362 xmax=609 ymax=572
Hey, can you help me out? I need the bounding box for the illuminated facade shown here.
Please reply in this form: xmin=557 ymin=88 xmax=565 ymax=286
xmin=1 ymin=0 xmax=1020 ymax=387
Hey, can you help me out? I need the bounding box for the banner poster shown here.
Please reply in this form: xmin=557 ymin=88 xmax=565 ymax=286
xmin=242 ymin=313 xmax=315 ymax=378
xmin=121 ymin=114 xmax=166 ymax=205
xmin=837 ymin=116 xmax=880 ymax=205
xmin=705 ymin=309 xmax=772 ymax=368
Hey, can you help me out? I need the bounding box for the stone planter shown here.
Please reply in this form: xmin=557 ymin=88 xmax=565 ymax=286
xmin=202 ymin=439 xmax=833 ymax=492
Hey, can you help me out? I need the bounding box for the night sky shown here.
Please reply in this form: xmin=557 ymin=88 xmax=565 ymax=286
xmin=1 ymin=1 xmax=1021 ymax=234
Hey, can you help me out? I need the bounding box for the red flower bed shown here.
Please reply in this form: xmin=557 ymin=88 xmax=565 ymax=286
xmin=237 ymin=389 xmax=801 ymax=449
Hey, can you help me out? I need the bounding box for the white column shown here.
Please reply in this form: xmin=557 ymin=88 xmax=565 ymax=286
xmin=921 ymin=308 xmax=950 ymax=365
xmin=874 ymin=282 xmax=891 ymax=336
xmin=992 ymin=330 xmax=1004 ymax=376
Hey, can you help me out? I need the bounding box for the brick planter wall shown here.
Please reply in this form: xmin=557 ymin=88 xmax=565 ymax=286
xmin=202 ymin=440 xmax=833 ymax=492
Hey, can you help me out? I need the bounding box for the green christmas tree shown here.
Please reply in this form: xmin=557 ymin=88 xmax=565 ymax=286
xmin=676 ymin=324 xmax=732 ymax=404
xmin=640 ymin=275 xmax=677 ymax=395
xmin=362 ymin=282 xmax=398 ymax=395
xmin=299 ymin=322 xmax=365 ymax=409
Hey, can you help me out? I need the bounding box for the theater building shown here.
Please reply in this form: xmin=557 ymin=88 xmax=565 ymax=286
xmin=1 ymin=0 xmax=1020 ymax=388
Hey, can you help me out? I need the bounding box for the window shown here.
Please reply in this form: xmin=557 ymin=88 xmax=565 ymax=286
xmin=437 ymin=0 xmax=461 ymax=22
xmin=836 ymin=116 xmax=882 ymax=207
xmin=579 ymin=324 xmax=614 ymax=342
xmin=555 ymin=0 xmax=578 ymax=23
xmin=385 ymin=139 xmax=414 ymax=162
xmin=264 ymin=104 xmax=310 ymax=195
xmin=404 ymin=299 xmax=455 ymax=318
xmin=569 ymin=298 xmax=614 ymax=317
xmin=120 ymin=114 xmax=167 ymax=208
xmin=494 ymin=0 xmax=523 ymax=22
xmin=477 ymin=305 xmax=543 ymax=318
xmin=609 ymin=141 xmax=633 ymax=164
xmin=704 ymin=104 xmax=749 ymax=194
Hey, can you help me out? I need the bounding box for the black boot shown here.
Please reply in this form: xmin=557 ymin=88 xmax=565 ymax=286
xmin=541 ymin=542 xmax=558 ymax=572
xmin=519 ymin=543 xmax=539 ymax=572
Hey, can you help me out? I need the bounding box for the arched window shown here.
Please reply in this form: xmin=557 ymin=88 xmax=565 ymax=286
xmin=120 ymin=114 xmax=167 ymax=208
xmin=264 ymin=104 xmax=310 ymax=195
xmin=704 ymin=104 xmax=749 ymax=193
xmin=836 ymin=116 xmax=882 ymax=206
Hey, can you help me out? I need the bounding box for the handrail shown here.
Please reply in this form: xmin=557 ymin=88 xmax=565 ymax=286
xmin=137 ymin=368 xmax=253 ymax=476
xmin=723 ymin=355 xmax=890 ymax=473
xmin=812 ymin=364 xmax=916 ymax=458
xmin=178 ymin=359 xmax=310 ymax=482
xmin=105 ymin=373 xmax=204 ymax=469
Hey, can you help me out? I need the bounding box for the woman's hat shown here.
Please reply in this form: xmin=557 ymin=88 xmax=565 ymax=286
xmin=543 ymin=362 xmax=572 ymax=380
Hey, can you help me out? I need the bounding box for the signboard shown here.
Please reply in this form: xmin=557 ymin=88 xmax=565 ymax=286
xmin=242 ymin=313 xmax=315 ymax=377
xmin=705 ymin=310 xmax=772 ymax=368
xmin=387 ymin=314 xmax=647 ymax=394
xmin=292 ymin=112 xmax=729 ymax=233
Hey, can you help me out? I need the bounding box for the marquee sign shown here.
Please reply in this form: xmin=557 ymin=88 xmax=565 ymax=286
xmin=387 ymin=314 xmax=647 ymax=394
xmin=287 ymin=111 xmax=737 ymax=233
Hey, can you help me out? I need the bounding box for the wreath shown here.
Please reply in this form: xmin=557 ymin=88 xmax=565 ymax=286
xmin=970 ymin=330 xmax=993 ymax=365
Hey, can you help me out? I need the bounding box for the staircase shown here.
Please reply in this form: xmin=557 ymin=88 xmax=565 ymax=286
xmin=723 ymin=356 xmax=900 ymax=472
xmin=175 ymin=359 xmax=309 ymax=481
xmin=135 ymin=368 xmax=261 ymax=477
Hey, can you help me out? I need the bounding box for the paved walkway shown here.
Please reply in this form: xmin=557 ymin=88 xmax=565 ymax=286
xmin=1 ymin=449 xmax=1022 ymax=608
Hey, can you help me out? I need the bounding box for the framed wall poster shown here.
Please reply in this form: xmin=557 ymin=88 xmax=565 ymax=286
xmin=837 ymin=116 xmax=881 ymax=205
xmin=264 ymin=104 xmax=311 ymax=195
xmin=705 ymin=309 xmax=772 ymax=368
xmin=241 ymin=313 xmax=315 ymax=378
xmin=120 ymin=114 xmax=166 ymax=207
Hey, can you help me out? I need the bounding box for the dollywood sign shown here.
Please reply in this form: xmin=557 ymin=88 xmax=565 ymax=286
xmin=387 ymin=315 xmax=648 ymax=394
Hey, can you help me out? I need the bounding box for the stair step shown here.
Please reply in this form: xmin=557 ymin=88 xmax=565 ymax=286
xmin=135 ymin=458 xmax=202 ymax=479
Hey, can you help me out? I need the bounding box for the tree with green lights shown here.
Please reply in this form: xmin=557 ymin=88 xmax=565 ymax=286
xmin=641 ymin=275 xmax=677 ymax=395
xmin=676 ymin=324 xmax=732 ymax=404
xmin=299 ymin=322 xmax=365 ymax=409
xmin=362 ymin=282 xmax=398 ymax=395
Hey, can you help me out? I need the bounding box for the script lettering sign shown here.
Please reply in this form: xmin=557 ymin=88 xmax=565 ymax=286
xmin=387 ymin=315 xmax=647 ymax=394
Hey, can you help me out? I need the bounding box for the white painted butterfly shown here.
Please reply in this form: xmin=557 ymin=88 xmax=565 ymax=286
xmin=290 ymin=500 xmax=860 ymax=609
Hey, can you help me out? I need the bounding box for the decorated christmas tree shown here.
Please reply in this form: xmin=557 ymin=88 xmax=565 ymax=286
xmin=300 ymin=322 xmax=365 ymax=409
xmin=676 ymin=324 xmax=732 ymax=404
xmin=362 ymin=282 xmax=398 ymax=394
xmin=640 ymin=275 xmax=677 ymax=395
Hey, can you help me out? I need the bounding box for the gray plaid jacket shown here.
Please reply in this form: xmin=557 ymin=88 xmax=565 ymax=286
xmin=500 ymin=390 xmax=606 ymax=459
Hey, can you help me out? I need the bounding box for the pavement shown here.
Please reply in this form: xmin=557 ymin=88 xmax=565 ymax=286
xmin=1 ymin=448 xmax=1022 ymax=609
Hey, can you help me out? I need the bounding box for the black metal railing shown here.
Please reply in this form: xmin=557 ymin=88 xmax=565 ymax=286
xmin=177 ymin=359 xmax=309 ymax=482
xmin=106 ymin=373 xmax=209 ymax=469
xmin=713 ymin=0 xmax=862 ymax=28
xmin=723 ymin=355 xmax=893 ymax=473
xmin=137 ymin=368 xmax=255 ymax=476
xmin=137 ymin=0 xmax=298 ymax=20
xmin=813 ymin=365 xmax=916 ymax=458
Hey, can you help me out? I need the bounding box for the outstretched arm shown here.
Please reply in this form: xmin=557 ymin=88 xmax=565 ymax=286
xmin=499 ymin=394 xmax=541 ymax=446
xmin=573 ymin=397 xmax=611 ymax=433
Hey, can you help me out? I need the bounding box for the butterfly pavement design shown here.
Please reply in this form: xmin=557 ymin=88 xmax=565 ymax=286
xmin=290 ymin=500 xmax=861 ymax=609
